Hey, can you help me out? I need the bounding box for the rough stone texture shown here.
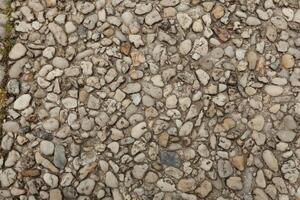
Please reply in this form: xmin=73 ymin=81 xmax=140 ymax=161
xmin=1 ymin=1 xmax=300 ymax=199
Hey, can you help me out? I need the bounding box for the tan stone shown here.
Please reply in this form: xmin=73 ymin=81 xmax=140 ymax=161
xmin=177 ymin=178 xmax=196 ymax=192
xmin=231 ymin=155 xmax=245 ymax=171
xmin=196 ymin=180 xmax=212 ymax=198
xmin=212 ymin=5 xmax=224 ymax=19
xmin=159 ymin=132 xmax=169 ymax=147
xmin=281 ymin=54 xmax=294 ymax=68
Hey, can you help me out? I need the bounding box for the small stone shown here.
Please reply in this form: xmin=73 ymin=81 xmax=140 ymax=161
xmin=53 ymin=145 xmax=66 ymax=169
xmin=105 ymin=171 xmax=118 ymax=188
xmin=40 ymin=141 xmax=54 ymax=156
xmin=76 ymin=1 xmax=95 ymax=14
xmin=263 ymin=150 xmax=278 ymax=172
xmin=266 ymin=25 xmax=277 ymax=42
xmin=49 ymin=189 xmax=62 ymax=200
xmin=142 ymin=82 xmax=162 ymax=99
xmin=294 ymin=9 xmax=300 ymax=23
xmin=43 ymin=47 xmax=56 ymax=59
xmin=160 ymin=151 xmax=182 ymax=168
xmin=226 ymin=177 xmax=243 ymax=190
xmin=43 ymin=118 xmax=59 ymax=131
xmin=264 ymin=85 xmax=283 ymax=96
xmin=192 ymin=19 xmax=203 ymax=32
xmin=53 ymin=57 xmax=69 ymax=68
xmin=2 ymin=121 xmax=20 ymax=133
xmin=9 ymin=43 xmax=27 ymax=60
xmin=271 ymin=16 xmax=287 ymax=29
xmin=13 ymin=94 xmax=31 ymax=110
xmin=231 ymin=155 xmax=245 ymax=171
xmin=43 ymin=173 xmax=59 ymax=188
xmin=177 ymin=13 xmax=192 ymax=30
xmin=217 ymin=159 xmax=233 ymax=178
xmin=48 ymin=23 xmax=68 ymax=46
xmin=46 ymin=0 xmax=56 ymax=7
xmin=212 ymin=5 xmax=224 ymax=19
xmin=123 ymin=83 xmax=141 ymax=94
xmin=177 ymin=178 xmax=196 ymax=192
xmin=196 ymin=180 xmax=212 ymax=198
xmin=276 ymin=130 xmax=296 ymax=142
xmin=145 ymin=10 xmax=162 ymax=26
xmin=179 ymin=39 xmax=192 ymax=55
xmin=179 ymin=121 xmax=193 ymax=136
xmin=132 ymin=164 xmax=148 ymax=179
xmin=195 ymin=69 xmax=210 ymax=85
xmin=76 ymin=178 xmax=95 ymax=195
xmin=157 ymin=178 xmax=176 ymax=192
xmin=131 ymin=122 xmax=147 ymax=139
xmin=246 ymin=16 xmax=261 ymax=26
xmin=281 ymin=54 xmax=294 ymax=68
xmin=248 ymin=115 xmax=264 ymax=131
xmin=62 ymin=97 xmax=77 ymax=109
xmin=0 ymin=168 xmax=16 ymax=187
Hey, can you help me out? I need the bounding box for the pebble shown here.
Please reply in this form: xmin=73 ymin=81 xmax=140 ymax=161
xmin=177 ymin=13 xmax=192 ymax=29
xmin=264 ymin=85 xmax=283 ymax=96
xmin=105 ymin=171 xmax=118 ymax=188
xmin=263 ymin=150 xmax=278 ymax=172
xmin=179 ymin=39 xmax=192 ymax=55
xmin=40 ymin=141 xmax=54 ymax=155
xmin=13 ymin=94 xmax=31 ymax=110
xmin=145 ymin=10 xmax=162 ymax=26
xmin=276 ymin=130 xmax=296 ymax=142
xmin=160 ymin=151 xmax=182 ymax=168
xmin=226 ymin=177 xmax=243 ymax=190
xmin=48 ymin=23 xmax=67 ymax=46
xmin=281 ymin=54 xmax=294 ymax=68
xmin=131 ymin=122 xmax=147 ymax=139
xmin=53 ymin=145 xmax=66 ymax=169
xmin=9 ymin=43 xmax=27 ymax=60
xmin=76 ymin=178 xmax=95 ymax=195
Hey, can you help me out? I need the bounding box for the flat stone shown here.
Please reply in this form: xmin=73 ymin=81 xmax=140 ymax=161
xmin=76 ymin=2 xmax=95 ymax=14
xmin=62 ymin=97 xmax=77 ymax=109
xmin=105 ymin=171 xmax=118 ymax=188
xmin=157 ymin=178 xmax=176 ymax=192
xmin=160 ymin=151 xmax=182 ymax=168
xmin=179 ymin=39 xmax=192 ymax=55
xmin=131 ymin=122 xmax=147 ymax=139
xmin=53 ymin=145 xmax=66 ymax=169
xmin=52 ymin=57 xmax=69 ymax=68
xmin=177 ymin=13 xmax=192 ymax=30
xmin=177 ymin=178 xmax=196 ymax=192
xmin=43 ymin=118 xmax=60 ymax=132
xmin=281 ymin=54 xmax=294 ymax=68
xmin=263 ymin=150 xmax=278 ymax=172
xmin=76 ymin=178 xmax=95 ymax=195
xmin=0 ymin=168 xmax=16 ymax=187
xmin=264 ymin=85 xmax=283 ymax=96
xmin=145 ymin=10 xmax=162 ymax=26
xmin=248 ymin=115 xmax=265 ymax=131
xmin=48 ymin=22 xmax=68 ymax=46
xmin=40 ymin=141 xmax=54 ymax=156
xmin=226 ymin=177 xmax=243 ymax=190
xmin=9 ymin=43 xmax=27 ymax=60
xmin=217 ymin=159 xmax=233 ymax=178
xmin=13 ymin=94 xmax=31 ymax=110
xmin=276 ymin=130 xmax=296 ymax=142
xmin=179 ymin=121 xmax=193 ymax=136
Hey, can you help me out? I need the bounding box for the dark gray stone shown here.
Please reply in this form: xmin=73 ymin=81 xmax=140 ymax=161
xmin=53 ymin=144 xmax=66 ymax=169
xmin=160 ymin=151 xmax=182 ymax=168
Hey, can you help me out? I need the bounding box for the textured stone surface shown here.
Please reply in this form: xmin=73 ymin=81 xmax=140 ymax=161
xmin=1 ymin=1 xmax=300 ymax=199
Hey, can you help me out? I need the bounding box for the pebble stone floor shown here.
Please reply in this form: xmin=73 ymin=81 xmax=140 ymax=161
xmin=1 ymin=0 xmax=300 ymax=199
